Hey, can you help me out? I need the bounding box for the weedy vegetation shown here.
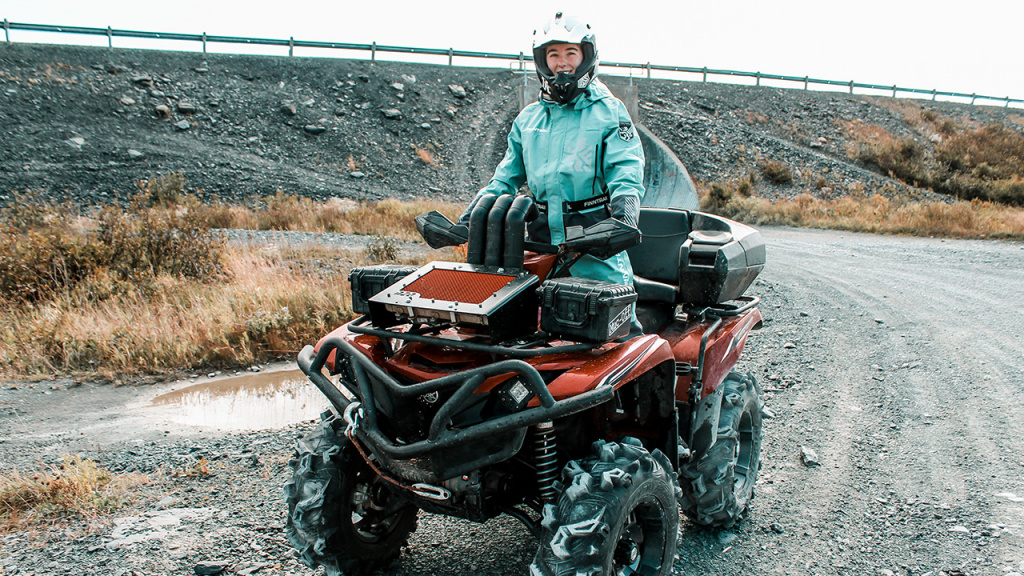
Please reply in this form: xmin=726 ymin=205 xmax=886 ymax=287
xmin=759 ymin=160 xmax=794 ymax=185
xmin=0 ymin=455 xmax=147 ymax=533
xmin=700 ymin=178 xmax=1024 ymax=240
xmin=849 ymin=111 xmax=1024 ymax=206
xmin=0 ymin=175 xmax=461 ymax=380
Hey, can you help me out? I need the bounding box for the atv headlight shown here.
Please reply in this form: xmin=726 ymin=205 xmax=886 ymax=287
xmin=497 ymin=378 xmax=533 ymax=413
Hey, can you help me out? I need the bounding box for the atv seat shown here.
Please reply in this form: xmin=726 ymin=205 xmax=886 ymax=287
xmin=628 ymin=208 xmax=690 ymax=304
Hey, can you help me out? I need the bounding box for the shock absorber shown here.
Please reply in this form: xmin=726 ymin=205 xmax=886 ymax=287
xmin=532 ymin=421 xmax=559 ymax=504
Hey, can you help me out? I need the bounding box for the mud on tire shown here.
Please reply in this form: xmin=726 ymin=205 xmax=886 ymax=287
xmin=680 ymin=371 xmax=763 ymax=527
xmin=531 ymin=438 xmax=681 ymax=576
xmin=284 ymin=415 xmax=418 ymax=576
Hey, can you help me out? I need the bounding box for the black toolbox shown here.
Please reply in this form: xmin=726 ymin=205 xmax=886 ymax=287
xmin=538 ymin=278 xmax=638 ymax=342
xmin=349 ymin=265 xmax=420 ymax=315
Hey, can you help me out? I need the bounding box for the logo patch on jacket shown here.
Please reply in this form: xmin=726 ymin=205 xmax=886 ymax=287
xmin=618 ymin=121 xmax=635 ymax=141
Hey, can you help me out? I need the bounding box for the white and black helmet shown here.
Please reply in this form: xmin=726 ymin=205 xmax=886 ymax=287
xmin=532 ymin=12 xmax=598 ymax=105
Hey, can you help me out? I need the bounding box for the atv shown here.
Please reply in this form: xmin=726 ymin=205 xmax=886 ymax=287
xmin=286 ymin=196 xmax=766 ymax=576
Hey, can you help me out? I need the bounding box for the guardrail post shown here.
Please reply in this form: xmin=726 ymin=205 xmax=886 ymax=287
xmin=892 ymin=85 xmax=897 ymax=98
xmin=702 ymin=66 xmax=707 ymax=83
xmin=931 ymin=89 xmax=937 ymax=101
xmin=756 ymin=71 xmax=761 ymax=87
xmin=448 ymin=47 xmax=453 ymax=66
xmin=804 ymin=76 xmax=808 ymax=90
xmin=288 ymin=36 xmax=294 ymax=57
xmin=518 ymin=51 xmax=524 ymax=71
xmin=970 ymin=93 xmax=976 ymax=105
xmin=202 ymin=32 xmax=207 ymax=54
xmin=646 ymin=62 xmax=651 ymax=79
xmin=4 ymin=19 xmax=10 ymax=44
xmin=371 ymin=41 xmax=376 ymax=62
xmin=1006 ymin=97 xmax=1011 ymax=108
xmin=849 ymin=80 xmax=854 ymax=94
xmin=107 ymin=26 xmax=112 ymax=48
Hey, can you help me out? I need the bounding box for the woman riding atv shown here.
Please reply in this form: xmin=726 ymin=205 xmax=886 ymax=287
xmin=459 ymin=12 xmax=646 ymax=335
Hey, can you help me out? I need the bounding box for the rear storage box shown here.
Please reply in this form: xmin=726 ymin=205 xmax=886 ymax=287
xmin=349 ymin=265 xmax=420 ymax=315
xmin=627 ymin=208 xmax=765 ymax=307
xmin=677 ymin=213 xmax=766 ymax=306
xmin=538 ymin=278 xmax=638 ymax=342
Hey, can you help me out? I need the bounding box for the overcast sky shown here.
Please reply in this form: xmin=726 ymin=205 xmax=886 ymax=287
xmin=4 ymin=0 xmax=1022 ymax=106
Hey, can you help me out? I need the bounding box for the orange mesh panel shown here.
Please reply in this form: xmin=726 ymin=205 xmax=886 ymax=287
xmin=402 ymin=269 xmax=513 ymax=304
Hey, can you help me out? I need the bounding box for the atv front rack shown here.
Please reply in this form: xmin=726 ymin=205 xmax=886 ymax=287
xmin=347 ymin=316 xmax=599 ymax=358
xmin=297 ymin=322 xmax=615 ymax=481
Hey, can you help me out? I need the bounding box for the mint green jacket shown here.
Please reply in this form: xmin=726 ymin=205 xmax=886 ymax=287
xmin=477 ymin=79 xmax=645 ymax=287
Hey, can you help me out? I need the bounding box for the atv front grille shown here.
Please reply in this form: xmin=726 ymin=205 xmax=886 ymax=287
xmin=402 ymin=268 xmax=515 ymax=304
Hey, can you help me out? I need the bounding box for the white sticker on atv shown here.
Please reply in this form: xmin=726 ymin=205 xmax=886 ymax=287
xmin=608 ymin=306 xmax=631 ymax=337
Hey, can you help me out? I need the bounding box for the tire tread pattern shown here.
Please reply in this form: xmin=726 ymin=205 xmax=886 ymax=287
xmin=679 ymin=371 xmax=763 ymax=528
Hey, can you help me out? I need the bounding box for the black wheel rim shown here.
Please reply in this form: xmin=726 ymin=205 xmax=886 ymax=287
xmin=613 ymin=495 xmax=668 ymax=576
xmin=349 ymin=468 xmax=406 ymax=543
xmin=733 ymin=409 xmax=756 ymax=495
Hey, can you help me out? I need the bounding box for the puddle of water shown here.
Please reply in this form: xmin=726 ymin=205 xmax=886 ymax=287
xmin=151 ymin=369 xmax=327 ymax=431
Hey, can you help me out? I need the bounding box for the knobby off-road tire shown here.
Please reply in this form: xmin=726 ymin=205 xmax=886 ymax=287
xmin=680 ymin=371 xmax=763 ymax=528
xmin=284 ymin=416 xmax=418 ymax=576
xmin=531 ymin=438 xmax=681 ymax=576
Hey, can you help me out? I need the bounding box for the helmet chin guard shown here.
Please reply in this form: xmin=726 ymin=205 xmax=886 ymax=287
xmin=533 ymin=12 xmax=598 ymax=105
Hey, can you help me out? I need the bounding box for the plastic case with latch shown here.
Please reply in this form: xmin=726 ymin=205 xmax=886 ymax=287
xmin=538 ymin=277 xmax=638 ymax=343
xmin=349 ymin=265 xmax=420 ymax=315
xmin=678 ymin=212 xmax=766 ymax=306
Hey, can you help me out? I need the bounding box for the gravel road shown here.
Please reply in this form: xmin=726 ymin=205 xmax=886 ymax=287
xmin=2 ymin=228 xmax=1023 ymax=576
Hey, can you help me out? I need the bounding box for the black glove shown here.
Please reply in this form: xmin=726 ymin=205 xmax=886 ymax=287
xmin=415 ymin=211 xmax=469 ymax=249
xmin=562 ymin=218 xmax=641 ymax=260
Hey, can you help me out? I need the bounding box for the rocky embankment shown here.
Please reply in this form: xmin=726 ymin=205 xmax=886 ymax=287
xmin=3 ymin=42 xmax=1022 ymax=207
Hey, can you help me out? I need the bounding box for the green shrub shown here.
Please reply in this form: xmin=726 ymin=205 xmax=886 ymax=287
xmin=737 ymin=173 xmax=755 ymax=197
xmin=701 ymin=182 xmax=734 ymax=214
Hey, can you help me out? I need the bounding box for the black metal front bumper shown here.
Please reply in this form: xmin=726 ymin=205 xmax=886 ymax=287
xmin=297 ymin=328 xmax=614 ymax=481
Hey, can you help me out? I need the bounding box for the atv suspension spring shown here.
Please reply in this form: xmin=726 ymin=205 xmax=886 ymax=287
xmin=533 ymin=421 xmax=559 ymax=504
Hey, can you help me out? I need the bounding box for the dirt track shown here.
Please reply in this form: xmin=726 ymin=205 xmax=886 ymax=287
xmin=2 ymin=227 xmax=1023 ymax=576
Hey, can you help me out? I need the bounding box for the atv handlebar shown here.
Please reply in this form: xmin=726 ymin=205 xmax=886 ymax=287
xmin=416 ymin=202 xmax=640 ymax=261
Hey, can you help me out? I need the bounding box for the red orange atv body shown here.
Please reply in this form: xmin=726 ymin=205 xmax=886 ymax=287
xmin=287 ymin=205 xmax=765 ymax=576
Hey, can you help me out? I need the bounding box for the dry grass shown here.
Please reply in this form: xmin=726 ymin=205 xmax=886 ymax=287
xmin=0 ymin=247 xmax=353 ymax=379
xmin=1 ymin=190 xmax=225 ymax=306
xmin=700 ymin=180 xmax=1024 ymax=240
xmin=759 ymin=160 xmax=794 ymax=185
xmin=193 ymin=194 xmax=461 ymax=240
xmin=844 ymin=113 xmax=1024 ymax=206
xmin=414 ymin=144 xmax=440 ymax=167
xmin=0 ymin=177 xmax=464 ymax=379
xmin=0 ymin=239 xmax=456 ymax=379
xmin=1 ymin=455 xmax=147 ymax=532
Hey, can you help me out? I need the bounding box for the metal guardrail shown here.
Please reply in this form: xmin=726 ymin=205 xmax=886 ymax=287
xmin=4 ymin=19 xmax=1021 ymax=108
